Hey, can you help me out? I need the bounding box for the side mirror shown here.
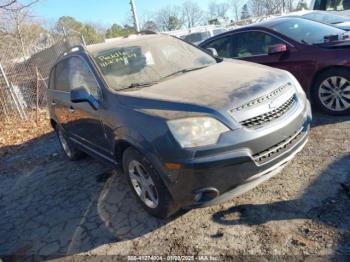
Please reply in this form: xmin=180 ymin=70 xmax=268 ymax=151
xmin=206 ymin=47 xmax=219 ymax=57
xmin=71 ymin=86 xmax=99 ymax=110
xmin=268 ymin=44 xmax=288 ymax=55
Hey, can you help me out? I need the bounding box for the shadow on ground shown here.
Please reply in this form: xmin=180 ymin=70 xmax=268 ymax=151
xmin=311 ymin=112 xmax=350 ymax=128
xmin=0 ymin=132 xmax=172 ymax=259
xmin=212 ymin=154 xmax=350 ymax=255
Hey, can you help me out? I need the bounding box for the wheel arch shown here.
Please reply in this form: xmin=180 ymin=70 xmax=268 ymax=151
xmin=50 ymin=118 xmax=57 ymax=129
xmin=309 ymin=65 xmax=350 ymax=100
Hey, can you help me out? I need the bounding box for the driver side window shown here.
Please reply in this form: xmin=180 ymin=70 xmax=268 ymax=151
xmin=68 ymin=57 xmax=101 ymax=100
xmin=231 ymin=31 xmax=284 ymax=58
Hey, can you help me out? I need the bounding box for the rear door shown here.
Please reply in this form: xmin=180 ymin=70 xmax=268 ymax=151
xmin=51 ymin=59 xmax=72 ymax=131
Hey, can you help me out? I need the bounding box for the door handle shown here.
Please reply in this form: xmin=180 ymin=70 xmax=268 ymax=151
xmin=69 ymin=106 xmax=75 ymax=113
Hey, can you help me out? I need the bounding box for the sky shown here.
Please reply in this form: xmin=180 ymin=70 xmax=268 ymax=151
xmin=31 ymin=0 xmax=217 ymax=28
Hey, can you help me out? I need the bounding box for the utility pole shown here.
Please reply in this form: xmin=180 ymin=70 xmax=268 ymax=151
xmin=130 ymin=0 xmax=140 ymax=32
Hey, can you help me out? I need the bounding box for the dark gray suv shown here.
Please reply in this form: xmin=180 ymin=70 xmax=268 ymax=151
xmin=48 ymin=34 xmax=312 ymax=218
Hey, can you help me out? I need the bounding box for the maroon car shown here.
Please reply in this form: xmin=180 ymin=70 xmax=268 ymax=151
xmin=200 ymin=17 xmax=350 ymax=115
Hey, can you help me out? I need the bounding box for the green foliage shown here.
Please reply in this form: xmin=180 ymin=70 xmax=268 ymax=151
xmin=241 ymin=4 xmax=250 ymax=20
xmin=167 ymin=16 xmax=182 ymax=31
xmin=56 ymin=16 xmax=104 ymax=45
xmin=82 ymin=24 xmax=104 ymax=45
xmin=105 ymin=23 xmax=136 ymax=39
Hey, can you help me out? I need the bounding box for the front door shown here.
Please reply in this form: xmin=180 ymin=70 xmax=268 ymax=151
xmin=65 ymin=56 xmax=111 ymax=156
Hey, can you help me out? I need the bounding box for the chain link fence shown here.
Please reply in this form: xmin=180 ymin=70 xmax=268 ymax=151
xmin=0 ymin=33 xmax=84 ymax=126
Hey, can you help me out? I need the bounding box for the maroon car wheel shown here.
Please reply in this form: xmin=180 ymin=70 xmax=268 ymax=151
xmin=313 ymin=69 xmax=350 ymax=116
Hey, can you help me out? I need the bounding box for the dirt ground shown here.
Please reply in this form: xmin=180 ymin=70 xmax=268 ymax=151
xmin=0 ymin=113 xmax=349 ymax=260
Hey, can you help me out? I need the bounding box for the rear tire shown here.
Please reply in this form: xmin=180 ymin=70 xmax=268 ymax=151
xmin=312 ymin=68 xmax=350 ymax=115
xmin=55 ymin=127 xmax=84 ymax=161
xmin=122 ymin=147 xmax=178 ymax=219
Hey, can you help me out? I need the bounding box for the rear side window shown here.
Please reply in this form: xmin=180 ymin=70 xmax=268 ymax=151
xmin=68 ymin=57 xmax=101 ymax=99
xmin=231 ymin=31 xmax=283 ymax=58
xmin=55 ymin=60 xmax=70 ymax=92
xmin=49 ymin=68 xmax=55 ymax=90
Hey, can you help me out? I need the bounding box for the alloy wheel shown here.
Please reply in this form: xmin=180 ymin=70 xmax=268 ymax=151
xmin=318 ymin=76 xmax=350 ymax=112
xmin=128 ymin=160 xmax=159 ymax=209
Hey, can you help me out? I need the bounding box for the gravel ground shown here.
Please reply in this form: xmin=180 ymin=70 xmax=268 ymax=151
xmin=0 ymin=113 xmax=349 ymax=260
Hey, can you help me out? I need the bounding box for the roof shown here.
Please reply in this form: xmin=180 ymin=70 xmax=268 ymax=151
xmin=86 ymin=34 xmax=164 ymax=54
xmin=231 ymin=16 xmax=310 ymax=30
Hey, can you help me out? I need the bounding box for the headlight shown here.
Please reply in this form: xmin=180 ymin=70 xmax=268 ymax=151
xmin=167 ymin=117 xmax=229 ymax=148
xmin=286 ymin=71 xmax=307 ymax=101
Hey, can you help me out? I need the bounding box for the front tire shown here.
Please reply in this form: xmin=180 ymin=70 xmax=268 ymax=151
xmin=122 ymin=147 xmax=178 ymax=218
xmin=55 ymin=127 xmax=84 ymax=161
xmin=313 ymin=68 xmax=350 ymax=115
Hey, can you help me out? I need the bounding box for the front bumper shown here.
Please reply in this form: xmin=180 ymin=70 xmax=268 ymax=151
xmin=162 ymin=101 xmax=312 ymax=208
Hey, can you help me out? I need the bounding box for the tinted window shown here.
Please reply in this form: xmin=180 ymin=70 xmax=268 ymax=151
xmin=68 ymin=57 xmax=101 ymax=99
xmin=55 ymin=60 xmax=70 ymax=92
xmin=270 ymin=18 xmax=345 ymax=44
xmin=49 ymin=68 xmax=55 ymax=90
xmin=231 ymin=31 xmax=283 ymax=58
xmin=205 ymin=36 xmax=233 ymax=58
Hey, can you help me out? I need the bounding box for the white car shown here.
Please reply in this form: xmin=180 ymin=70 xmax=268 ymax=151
xmin=163 ymin=26 xmax=227 ymax=45
xmin=284 ymin=10 xmax=350 ymax=30
xmin=307 ymin=0 xmax=350 ymax=16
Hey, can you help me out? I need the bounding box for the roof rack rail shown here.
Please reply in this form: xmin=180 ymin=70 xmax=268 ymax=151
xmin=63 ymin=45 xmax=85 ymax=56
xmin=57 ymin=45 xmax=85 ymax=60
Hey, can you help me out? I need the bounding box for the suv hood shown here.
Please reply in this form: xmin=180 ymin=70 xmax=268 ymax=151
xmin=119 ymin=60 xmax=291 ymax=117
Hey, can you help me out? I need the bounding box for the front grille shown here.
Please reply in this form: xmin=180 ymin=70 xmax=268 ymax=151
xmin=231 ymin=83 xmax=292 ymax=112
xmin=253 ymin=128 xmax=304 ymax=165
xmin=240 ymin=95 xmax=296 ymax=129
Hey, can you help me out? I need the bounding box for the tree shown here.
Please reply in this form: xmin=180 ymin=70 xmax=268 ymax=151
xmin=208 ymin=1 xmax=230 ymax=21
xmin=241 ymin=4 xmax=250 ymax=20
xmin=56 ymin=16 xmax=83 ymax=34
xmin=142 ymin=20 xmax=158 ymax=32
xmin=156 ymin=5 xmax=183 ymax=31
xmin=0 ymin=0 xmax=38 ymax=10
xmin=181 ymin=0 xmax=204 ymax=29
xmin=105 ymin=23 xmax=136 ymax=39
xmin=248 ymin=0 xmax=299 ymax=17
xmin=81 ymin=24 xmax=104 ymax=45
xmin=231 ymin=0 xmax=244 ymax=22
xmin=296 ymin=0 xmax=308 ymax=10
xmin=55 ymin=16 xmax=104 ymax=44
xmin=0 ymin=1 xmax=45 ymax=58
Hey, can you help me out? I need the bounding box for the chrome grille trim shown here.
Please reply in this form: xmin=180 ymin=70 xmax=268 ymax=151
xmin=231 ymin=82 xmax=292 ymax=112
xmin=240 ymin=95 xmax=296 ymax=129
xmin=253 ymin=127 xmax=304 ymax=165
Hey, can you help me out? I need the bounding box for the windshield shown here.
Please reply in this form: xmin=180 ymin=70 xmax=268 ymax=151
xmin=91 ymin=35 xmax=216 ymax=90
xmin=269 ymin=18 xmax=346 ymax=44
xmin=303 ymin=11 xmax=349 ymax=24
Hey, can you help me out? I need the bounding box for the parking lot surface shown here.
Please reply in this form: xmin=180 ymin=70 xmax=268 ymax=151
xmin=0 ymin=113 xmax=349 ymax=259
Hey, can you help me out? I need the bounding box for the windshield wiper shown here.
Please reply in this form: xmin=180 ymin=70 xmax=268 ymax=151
xmin=161 ymin=66 xmax=208 ymax=81
xmin=301 ymin=39 xmax=311 ymax=45
xmin=123 ymin=81 xmax=158 ymax=89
